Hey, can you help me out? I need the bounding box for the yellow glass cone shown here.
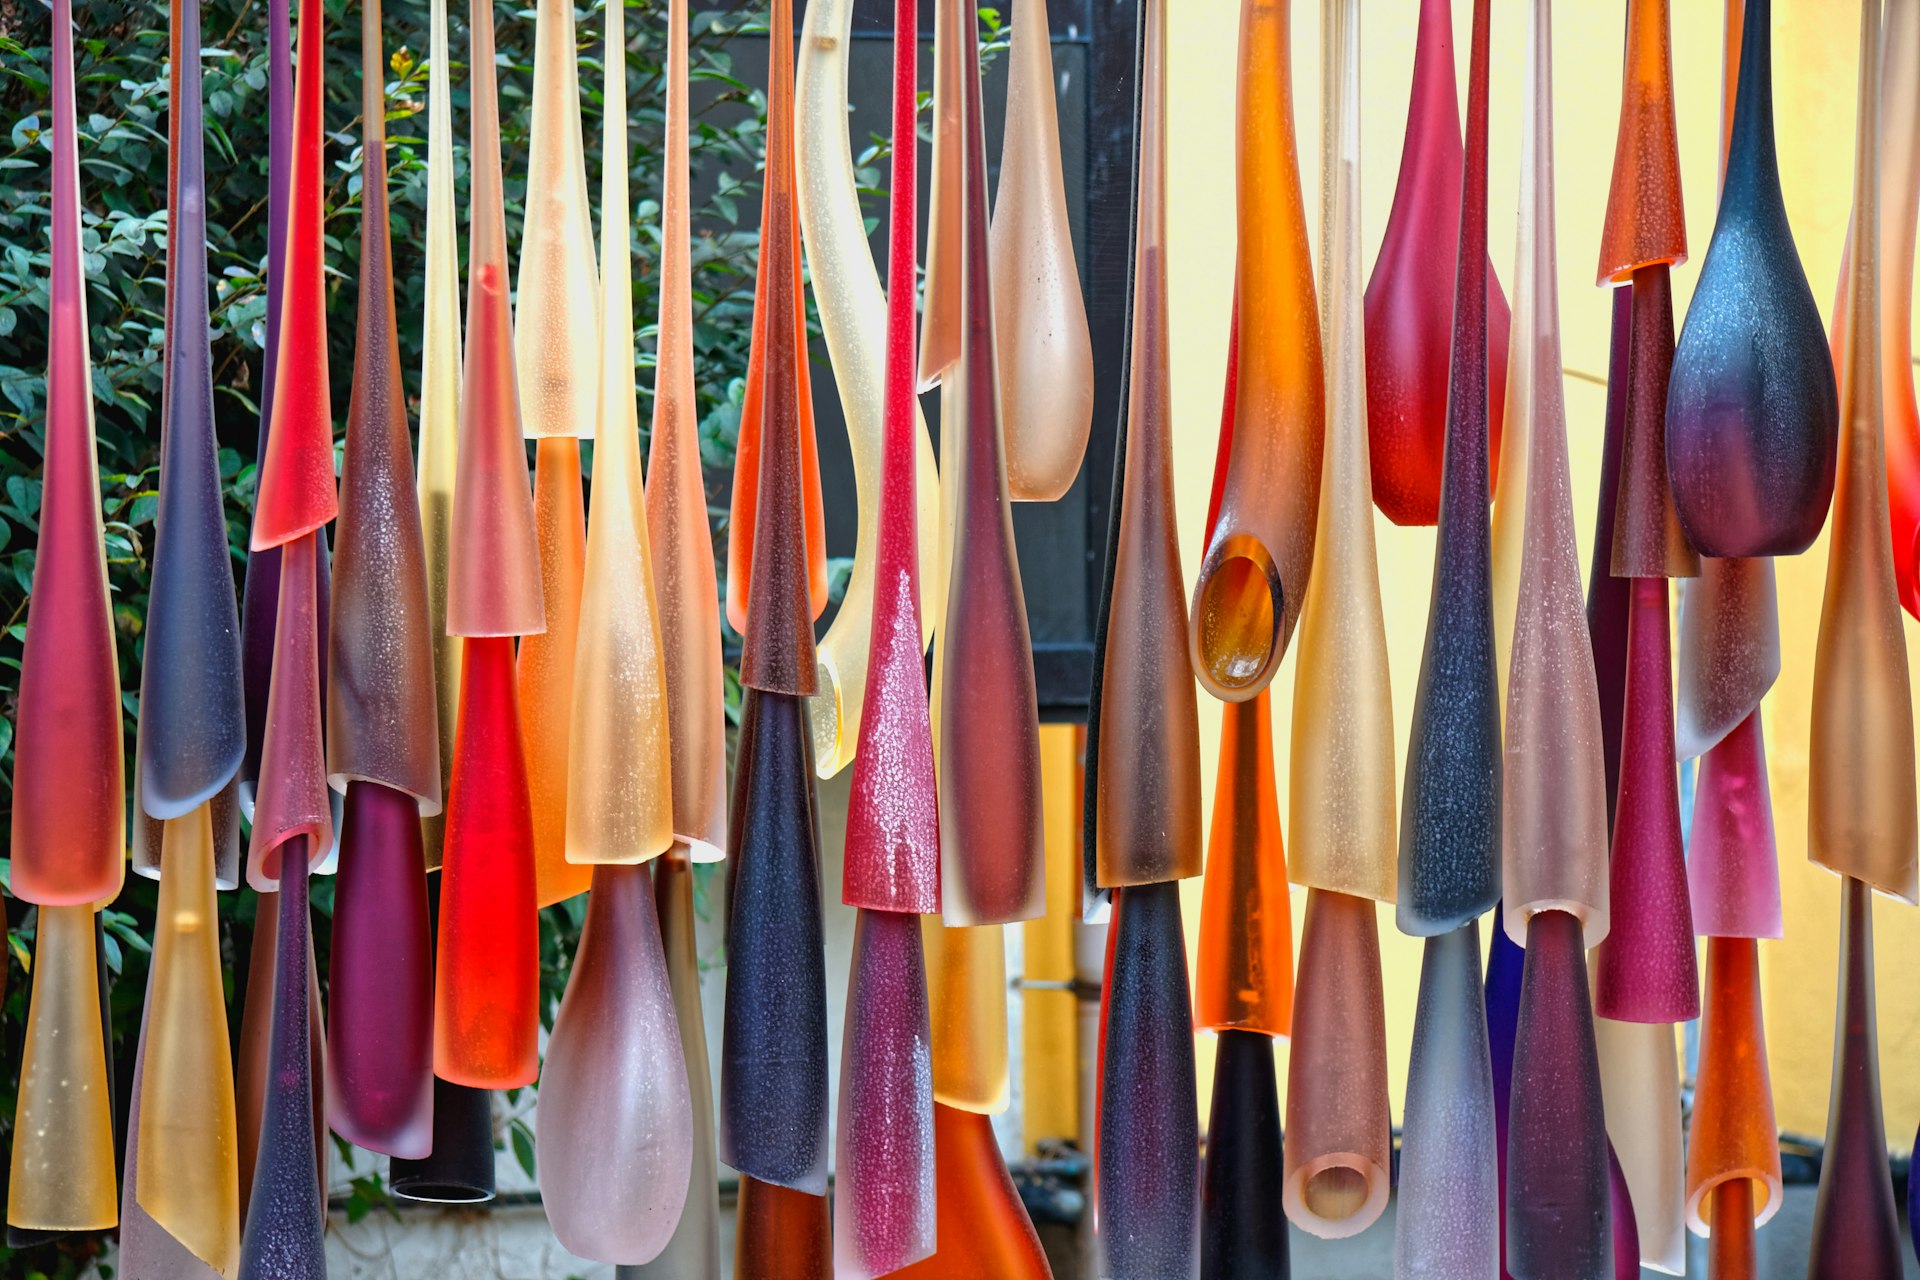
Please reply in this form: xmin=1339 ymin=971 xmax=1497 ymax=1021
xmin=923 ymin=918 xmax=1010 ymax=1113
xmin=8 ymin=903 xmax=117 ymax=1231
xmin=136 ymin=805 xmax=240 ymax=1273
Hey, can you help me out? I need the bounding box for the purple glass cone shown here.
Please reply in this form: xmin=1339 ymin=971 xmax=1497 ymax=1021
xmin=1200 ymin=1030 xmax=1287 ymax=1279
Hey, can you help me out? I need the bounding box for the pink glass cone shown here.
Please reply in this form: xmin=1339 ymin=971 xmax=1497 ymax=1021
xmin=833 ymin=911 xmax=937 ymax=1278
xmin=1595 ymin=577 xmax=1698 ymax=1022
xmin=1686 ymin=712 xmax=1783 ymax=939
xmin=247 ymin=533 xmax=334 ymax=891
xmin=1675 ymin=556 xmax=1779 ymax=762
xmin=538 ymin=864 xmax=693 ymax=1264
xmin=326 ymin=780 xmax=433 ymax=1156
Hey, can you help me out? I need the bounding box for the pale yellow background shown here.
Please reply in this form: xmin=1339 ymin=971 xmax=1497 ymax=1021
xmin=1162 ymin=0 xmax=1919 ymax=1142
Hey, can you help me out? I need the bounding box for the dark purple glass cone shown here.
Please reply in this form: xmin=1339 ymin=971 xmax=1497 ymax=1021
xmin=1607 ymin=1142 xmax=1638 ymax=1280
xmin=1587 ymin=286 xmax=1634 ymax=824
xmin=1200 ymin=1030 xmax=1287 ymax=1280
xmin=1486 ymin=902 xmax=1524 ymax=1280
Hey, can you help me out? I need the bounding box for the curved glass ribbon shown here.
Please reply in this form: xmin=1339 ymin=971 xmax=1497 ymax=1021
xmin=134 ymin=805 xmax=239 ymax=1271
xmin=1095 ymin=0 xmax=1201 ymax=891
xmin=1505 ymin=909 xmax=1609 ymax=1279
xmin=1597 ymin=0 xmax=1688 ymax=284
xmin=1396 ymin=921 xmax=1498 ymax=1279
xmin=1811 ymin=0 xmax=1920 ymax=904
xmin=923 ymin=919 xmax=1010 ymax=1113
xmin=9 ymin=0 xmax=124 ymax=908
xmin=520 ymin=437 xmax=590 ymax=903
xmin=538 ymin=864 xmax=693 ymax=1264
xmin=721 ymin=689 xmax=830 ymax=1192
xmin=1397 ymin=0 xmax=1499 ymax=936
xmin=1289 ymin=0 xmax=1394 ymax=908
xmin=1675 ymin=555 xmax=1779 ymax=762
xmin=1587 ymin=288 xmax=1634 ymax=825
xmin=416 ymin=0 xmax=462 ymax=871
xmin=1501 ymin=0 xmax=1610 ymax=951
xmin=1685 ymin=937 xmax=1782 ymax=1240
xmin=1686 ymin=713 xmax=1783 ymax=939
xmin=566 ymin=0 xmax=674 ymax=868
xmin=139 ymin=0 xmax=244 ymax=826
xmin=1098 ymin=882 xmax=1199 ymax=1277
xmin=645 ymin=0 xmax=726 ymax=864
xmin=795 ymin=0 xmax=942 ymax=779
xmin=1187 ymin=0 xmax=1320 ymax=701
xmin=237 ymin=854 xmax=326 ymax=1279
xmin=513 ymin=0 xmax=597 ymax=441
xmin=1809 ymin=876 xmax=1904 ymax=1275
xmin=1593 ymin=1013 xmax=1684 ymax=1273
xmin=833 ymin=911 xmax=936 ymax=1278
xmin=735 ymin=1176 xmax=831 ymax=1279
xmin=1366 ymin=0 xmax=1512 ymax=528
xmin=248 ymin=533 xmax=333 ymax=890
xmin=840 ymin=0 xmax=941 ymax=914
xmin=894 ymin=1104 xmax=1051 ymax=1278
xmin=1194 ymin=693 xmax=1294 ymax=1035
xmin=1200 ymin=1030 xmax=1286 ymax=1279
xmin=433 ymin=636 xmax=540 ymax=1088
xmin=7 ymin=904 xmax=117 ymax=1230
xmin=935 ymin=0 xmax=1046 ymax=925
xmin=1283 ymin=889 xmax=1389 ymax=1239
xmin=445 ymin=0 xmax=543 ymax=640
xmin=1666 ymin=0 xmax=1836 ymax=558
xmin=990 ymin=0 xmax=1095 ymax=502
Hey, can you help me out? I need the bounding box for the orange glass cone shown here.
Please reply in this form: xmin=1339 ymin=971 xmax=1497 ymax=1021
xmin=924 ymin=918 xmax=1010 ymax=1113
xmin=519 ymin=437 xmax=591 ymax=905
xmin=894 ymin=1104 xmax=1051 ymax=1278
xmin=1597 ymin=0 xmax=1689 ymax=284
xmin=1686 ymin=937 xmax=1782 ymax=1239
xmin=735 ymin=1177 xmax=832 ymax=1280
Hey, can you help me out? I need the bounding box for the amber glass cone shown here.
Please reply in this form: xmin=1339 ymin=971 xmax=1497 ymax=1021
xmin=1686 ymin=937 xmax=1781 ymax=1238
xmin=923 ymin=918 xmax=1010 ymax=1112
xmin=894 ymin=1104 xmax=1050 ymax=1278
xmin=1598 ymin=0 xmax=1688 ymax=282
xmin=735 ymin=1178 xmax=831 ymax=1280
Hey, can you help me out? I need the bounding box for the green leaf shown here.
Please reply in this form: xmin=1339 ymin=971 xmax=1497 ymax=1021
xmin=510 ymin=1119 xmax=537 ymax=1180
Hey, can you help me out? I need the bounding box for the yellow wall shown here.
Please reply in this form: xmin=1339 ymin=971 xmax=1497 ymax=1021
xmin=1163 ymin=1 xmax=1920 ymax=1142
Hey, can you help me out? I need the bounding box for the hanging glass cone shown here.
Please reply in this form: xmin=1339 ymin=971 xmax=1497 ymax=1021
xmin=514 ymin=0 xmax=597 ymax=443
xmin=538 ymin=864 xmax=693 ymax=1265
xmin=1597 ymin=0 xmax=1687 ymax=283
xmin=7 ymin=904 xmax=117 ymax=1231
xmin=1501 ymin=0 xmax=1610 ymax=956
xmin=122 ymin=1009 xmax=225 ymax=1280
xmin=8 ymin=0 xmax=123 ymax=909
xmin=795 ymin=0 xmax=943 ymax=781
xmin=833 ymin=912 xmax=937 ymax=1278
xmin=1686 ymin=938 xmax=1781 ymax=1240
xmin=1594 ymin=577 xmax=1697 ymax=1021
xmin=1365 ymin=0 xmax=1512 ymax=529
xmin=389 ymin=1077 xmax=494 ymax=1204
xmin=326 ymin=781 xmax=433 ymax=1157
xmin=919 ymin=0 xmax=965 ymax=388
xmin=136 ymin=807 xmax=241 ymax=1271
xmin=1810 ymin=877 xmax=1904 ymax=1274
xmin=1188 ymin=0 xmax=1320 ymax=702
xmin=445 ymin=0 xmax=543 ymax=639
xmin=237 ymin=854 xmax=326 ymax=1277
xmin=1607 ymin=1143 xmax=1641 ymax=1280
xmin=416 ymin=0 xmax=462 ymax=873
xmin=990 ymin=0 xmax=1094 ymax=502
xmin=1283 ymin=889 xmax=1389 ymax=1240
xmin=236 ymin=883 xmax=327 ymax=1220
xmin=1666 ymin=0 xmax=1836 ymax=557
xmin=1397 ymin=922 xmax=1499 ymax=1278
xmin=1398 ymin=0 xmax=1499 ymax=937
xmin=248 ymin=533 xmax=333 ymax=891
xmin=1098 ymin=882 xmax=1199 ymax=1277
xmin=1593 ymin=1012 xmax=1684 ymax=1273
xmin=434 ymin=636 xmax=540 ymax=1087
xmin=625 ymin=853 xmax=722 ymax=1277
xmin=1611 ymin=270 xmax=1699 ymax=578
xmin=567 ymin=0 xmax=675 ymax=869
xmin=721 ymin=689 xmax=830 ymax=1192
xmin=1289 ymin=0 xmax=1395 ymax=909
xmin=1675 ymin=557 xmax=1780 ymax=761
xmin=725 ymin=0 xmax=827 ymax=638
xmin=1505 ymin=910 xmax=1609 ymax=1279
xmin=923 ymin=919 xmax=1010 ymax=1113
xmin=1486 ymin=902 xmax=1524 ymax=1279
xmin=1199 ymin=1030 xmax=1287 ymax=1280
xmin=894 ymin=1104 xmax=1051 ymax=1279
xmin=1194 ymin=693 xmax=1294 ymax=1035
xmin=1687 ymin=714 xmax=1784 ymax=939
xmin=736 ymin=1177 xmax=831 ymax=1279
xmin=520 ymin=437 xmax=591 ymax=903
xmin=1811 ymin=0 xmax=1920 ymax=905
xmin=645 ymin=0 xmax=727 ymax=864
xmin=1587 ymin=287 xmax=1635 ymax=827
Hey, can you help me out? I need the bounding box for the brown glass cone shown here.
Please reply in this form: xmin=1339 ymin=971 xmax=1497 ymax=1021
xmin=1610 ymin=266 xmax=1698 ymax=578
xmin=327 ymin=0 xmax=440 ymax=811
xmin=1597 ymin=0 xmax=1689 ymax=283
xmin=1282 ymin=888 xmax=1390 ymax=1239
xmin=738 ymin=0 xmax=818 ymax=697
xmin=735 ymin=1178 xmax=832 ymax=1279
xmin=1686 ymin=937 xmax=1782 ymax=1237
xmin=1809 ymin=876 xmax=1904 ymax=1276
xmin=1193 ymin=692 xmax=1294 ymax=1035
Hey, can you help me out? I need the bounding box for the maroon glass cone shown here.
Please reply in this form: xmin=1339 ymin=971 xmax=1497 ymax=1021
xmin=1588 ymin=286 xmax=1635 ymax=825
xmin=326 ymin=779 xmax=432 ymax=1157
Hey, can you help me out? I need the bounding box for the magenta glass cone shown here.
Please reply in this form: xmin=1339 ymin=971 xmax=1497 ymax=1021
xmin=326 ymin=780 xmax=433 ymax=1157
xmin=833 ymin=910 xmax=937 ymax=1278
xmin=1686 ymin=712 xmax=1782 ymax=939
xmin=1595 ymin=577 xmax=1698 ymax=1022
xmin=537 ymin=863 xmax=694 ymax=1265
